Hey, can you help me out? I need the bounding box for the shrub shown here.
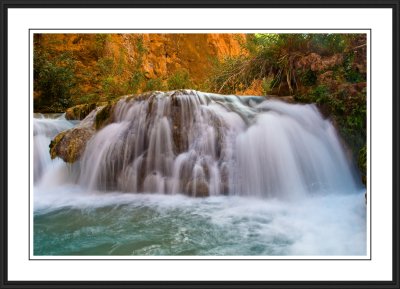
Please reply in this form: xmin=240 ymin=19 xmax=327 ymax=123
xmin=144 ymin=78 xmax=165 ymax=92
xmin=343 ymin=52 xmax=366 ymax=83
xmin=167 ymin=69 xmax=193 ymax=90
xmin=128 ymin=70 xmax=145 ymax=94
xmin=310 ymin=85 xmax=330 ymax=104
xmin=34 ymin=50 xmax=76 ymax=111
xmin=92 ymin=34 xmax=109 ymax=59
xmin=299 ymin=69 xmax=317 ymax=87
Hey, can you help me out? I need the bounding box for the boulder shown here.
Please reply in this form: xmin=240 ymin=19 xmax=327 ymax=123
xmin=49 ymin=106 xmax=104 ymax=163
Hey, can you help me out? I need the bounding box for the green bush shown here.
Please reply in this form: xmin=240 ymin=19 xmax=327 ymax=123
xmin=144 ymin=78 xmax=165 ymax=92
xmin=299 ymin=69 xmax=317 ymax=87
xmin=167 ymin=69 xmax=192 ymax=90
xmin=358 ymin=145 xmax=367 ymax=184
xmin=343 ymin=52 xmax=366 ymax=83
xmin=97 ymin=57 xmax=114 ymax=75
xmin=209 ymin=34 xmax=366 ymax=95
xmin=310 ymin=85 xmax=330 ymax=104
xmin=128 ymin=70 xmax=145 ymax=94
xmin=92 ymin=34 xmax=109 ymax=59
xmin=77 ymin=94 xmax=100 ymax=105
xmin=34 ymin=50 xmax=76 ymax=111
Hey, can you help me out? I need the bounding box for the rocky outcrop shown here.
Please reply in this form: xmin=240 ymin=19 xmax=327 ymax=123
xmin=65 ymin=103 xmax=97 ymax=120
xmin=139 ymin=34 xmax=245 ymax=81
xmin=34 ymin=33 xmax=245 ymax=110
xmin=50 ymin=107 xmax=103 ymax=163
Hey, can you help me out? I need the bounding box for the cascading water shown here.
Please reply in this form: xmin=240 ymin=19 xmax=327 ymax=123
xmin=77 ymin=91 xmax=359 ymax=198
xmin=33 ymin=90 xmax=366 ymax=256
xmin=33 ymin=114 xmax=74 ymax=185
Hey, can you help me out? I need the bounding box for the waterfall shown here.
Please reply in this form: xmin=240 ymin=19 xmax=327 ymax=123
xmin=33 ymin=114 xmax=74 ymax=185
xmin=33 ymin=92 xmax=366 ymax=256
xmin=60 ymin=90 xmax=360 ymax=198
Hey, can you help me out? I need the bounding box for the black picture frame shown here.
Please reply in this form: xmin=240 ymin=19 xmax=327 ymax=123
xmin=0 ymin=1 xmax=399 ymax=288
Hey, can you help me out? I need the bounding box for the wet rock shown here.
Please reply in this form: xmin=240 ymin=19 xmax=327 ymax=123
xmin=65 ymin=103 xmax=97 ymax=120
xmin=95 ymin=103 xmax=115 ymax=130
xmin=186 ymin=179 xmax=209 ymax=197
xmin=170 ymin=96 xmax=186 ymax=153
xmin=50 ymin=107 xmax=103 ymax=163
xmin=220 ymin=164 xmax=230 ymax=195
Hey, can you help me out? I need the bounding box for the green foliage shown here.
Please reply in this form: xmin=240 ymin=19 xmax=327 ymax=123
xmin=337 ymin=92 xmax=366 ymax=151
xmin=97 ymin=57 xmax=114 ymax=75
xmin=116 ymin=47 xmax=126 ymax=76
xmin=358 ymin=145 xmax=367 ymax=184
xmin=308 ymin=34 xmax=348 ymax=55
xmin=144 ymin=78 xmax=165 ymax=92
xmin=128 ymin=70 xmax=145 ymax=94
xmin=135 ymin=36 xmax=147 ymax=55
xmin=261 ymin=76 xmax=274 ymax=95
xmin=76 ymin=94 xmax=100 ymax=105
xmin=209 ymin=33 xmax=366 ymax=95
xmin=167 ymin=69 xmax=192 ymax=90
xmin=343 ymin=52 xmax=365 ymax=83
xmin=93 ymin=34 xmax=109 ymax=58
xmin=34 ymin=50 xmax=76 ymax=111
xmin=310 ymin=85 xmax=330 ymax=104
xmin=122 ymin=35 xmax=148 ymax=94
xmin=298 ymin=69 xmax=317 ymax=87
xmin=295 ymin=84 xmax=366 ymax=159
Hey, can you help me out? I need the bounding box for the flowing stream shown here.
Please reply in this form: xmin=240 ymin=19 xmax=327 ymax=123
xmin=33 ymin=91 xmax=366 ymax=256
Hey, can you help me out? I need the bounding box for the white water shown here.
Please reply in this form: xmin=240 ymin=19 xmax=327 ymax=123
xmin=33 ymin=114 xmax=74 ymax=184
xmin=33 ymin=91 xmax=365 ymax=256
xmin=75 ymin=91 xmax=360 ymax=198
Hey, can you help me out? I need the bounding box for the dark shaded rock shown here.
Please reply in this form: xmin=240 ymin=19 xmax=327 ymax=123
xmin=95 ymin=104 xmax=115 ymax=130
xmin=186 ymin=179 xmax=209 ymax=197
xmin=220 ymin=164 xmax=230 ymax=195
xmin=170 ymin=96 xmax=186 ymax=154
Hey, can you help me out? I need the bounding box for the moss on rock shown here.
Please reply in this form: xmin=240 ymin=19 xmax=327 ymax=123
xmin=65 ymin=103 xmax=97 ymax=120
xmin=50 ymin=127 xmax=95 ymax=163
xmin=49 ymin=107 xmax=102 ymax=163
xmin=95 ymin=104 xmax=115 ymax=130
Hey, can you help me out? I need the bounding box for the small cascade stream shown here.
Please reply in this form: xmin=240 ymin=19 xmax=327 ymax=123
xmin=33 ymin=90 xmax=366 ymax=256
xmin=33 ymin=113 xmax=74 ymax=184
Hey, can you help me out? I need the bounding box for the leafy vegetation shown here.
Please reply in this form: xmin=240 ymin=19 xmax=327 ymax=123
xmin=34 ymin=49 xmax=76 ymax=112
xmin=144 ymin=78 xmax=165 ymax=92
xmin=209 ymin=34 xmax=365 ymax=95
xmin=167 ymin=69 xmax=193 ymax=90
